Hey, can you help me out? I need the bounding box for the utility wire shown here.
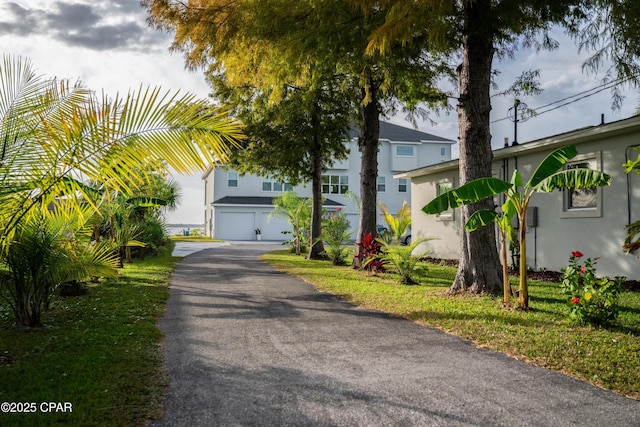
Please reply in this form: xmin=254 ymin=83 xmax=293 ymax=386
xmin=491 ymin=75 xmax=636 ymax=124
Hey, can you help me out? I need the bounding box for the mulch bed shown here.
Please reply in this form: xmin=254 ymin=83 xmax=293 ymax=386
xmin=422 ymin=257 xmax=640 ymax=292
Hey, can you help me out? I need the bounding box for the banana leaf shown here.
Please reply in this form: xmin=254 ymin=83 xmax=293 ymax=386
xmin=533 ymin=168 xmax=611 ymax=192
xmin=528 ymin=145 xmax=578 ymax=188
xmin=422 ymin=177 xmax=512 ymax=215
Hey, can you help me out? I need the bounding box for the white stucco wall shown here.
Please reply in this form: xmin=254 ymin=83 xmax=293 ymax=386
xmin=406 ymin=117 xmax=640 ymax=280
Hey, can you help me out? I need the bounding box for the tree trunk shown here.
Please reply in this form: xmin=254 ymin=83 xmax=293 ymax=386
xmin=449 ymin=0 xmax=502 ymax=295
xmin=308 ymin=134 xmax=326 ymax=260
xmin=352 ymin=84 xmax=380 ymax=267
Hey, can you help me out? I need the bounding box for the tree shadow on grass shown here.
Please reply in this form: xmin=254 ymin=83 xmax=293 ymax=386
xmin=403 ymin=307 xmax=559 ymax=328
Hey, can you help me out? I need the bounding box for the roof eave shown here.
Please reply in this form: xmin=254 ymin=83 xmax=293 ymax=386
xmin=395 ymin=115 xmax=640 ymax=179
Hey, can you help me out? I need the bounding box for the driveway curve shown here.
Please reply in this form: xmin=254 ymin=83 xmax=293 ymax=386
xmin=152 ymin=243 xmax=640 ymax=426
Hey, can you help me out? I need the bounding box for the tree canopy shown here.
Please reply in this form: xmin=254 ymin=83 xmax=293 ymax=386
xmin=144 ymin=0 xmax=449 ymax=260
xmin=351 ymin=0 xmax=640 ymax=294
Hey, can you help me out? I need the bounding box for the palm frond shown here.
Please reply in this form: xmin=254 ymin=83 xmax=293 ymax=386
xmin=0 ymin=56 xmax=244 ymax=252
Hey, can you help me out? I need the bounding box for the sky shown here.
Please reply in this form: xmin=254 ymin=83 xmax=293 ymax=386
xmin=1 ymin=1 xmax=638 ymax=224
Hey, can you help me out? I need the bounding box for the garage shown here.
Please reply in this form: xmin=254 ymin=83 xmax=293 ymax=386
xmin=260 ymin=212 xmax=291 ymax=241
xmin=216 ymin=211 xmax=255 ymax=240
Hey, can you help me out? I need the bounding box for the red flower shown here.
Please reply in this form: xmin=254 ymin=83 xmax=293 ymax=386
xmin=580 ymin=266 xmax=586 ymax=273
xmin=571 ymin=296 xmax=580 ymax=304
xmin=571 ymin=251 xmax=584 ymax=258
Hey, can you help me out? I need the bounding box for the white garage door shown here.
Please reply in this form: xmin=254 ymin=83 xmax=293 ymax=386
xmin=217 ymin=212 xmax=255 ymax=240
xmin=260 ymin=212 xmax=291 ymax=241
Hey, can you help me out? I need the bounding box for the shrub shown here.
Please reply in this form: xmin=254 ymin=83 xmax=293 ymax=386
xmin=367 ymin=239 xmax=433 ymax=285
xmin=0 ymin=210 xmax=118 ymax=327
xmin=137 ymin=216 xmax=168 ymax=257
xmin=281 ymin=230 xmax=308 ymax=254
xmin=561 ymin=251 xmax=625 ymax=327
xmin=355 ymin=232 xmax=385 ymax=272
xmin=321 ymin=212 xmax=352 ymax=265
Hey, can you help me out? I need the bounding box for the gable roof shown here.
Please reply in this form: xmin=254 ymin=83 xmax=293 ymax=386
xmin=395 ymin=114 xmax=640 ymax=179
xmin=350 ymin=121 xmax=454 ymax=144
xmin=212 ymin=196 xmax=343 ymax=207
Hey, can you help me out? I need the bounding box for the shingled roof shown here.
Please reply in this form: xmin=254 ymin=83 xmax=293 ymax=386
xmin=349 ymin=121 xmax=453 ymax=143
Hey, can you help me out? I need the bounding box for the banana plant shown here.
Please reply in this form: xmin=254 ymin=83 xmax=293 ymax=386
xmin=423 ymin=145 xmax=611 ymax=309
xmin=465 ymin=196 xmax=518 ymax=305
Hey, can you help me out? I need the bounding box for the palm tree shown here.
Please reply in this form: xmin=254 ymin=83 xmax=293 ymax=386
xmin=379 ymin=200 xmax=411 ymax=244
xmin=0 ymin=55 xmax=243 ymax=253
xmin=0 ymin=205 xmax=120 ymax=326
xmin=269 ymin=191 xmax=312 ymax=255
xmin=95 ymin=173 xmax=182 ymax=263
xmin=423 ymin=146 xmax=611 ymax=309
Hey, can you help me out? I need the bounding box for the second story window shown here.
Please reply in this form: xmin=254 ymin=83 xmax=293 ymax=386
xmin=440 ymin=146 xmax=448 ymax=163
xmin=398 ymin=178 xmax=408 ymax=193
xmin=322 ymin=175 xmax=349 ymax=194
xmin=262 ymin=177 xmax=293 ymax=192
xmin=395 ymin=145 xmax=414 ymax=157
xmin=377 ymin=176 xmax=386 ymax=192
xmin=228 ymin=171 xmax=238 ymax=188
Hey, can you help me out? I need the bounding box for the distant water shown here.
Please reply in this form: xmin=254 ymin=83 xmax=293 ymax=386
xmin=167 ymin=224 xmax=205 ymax=236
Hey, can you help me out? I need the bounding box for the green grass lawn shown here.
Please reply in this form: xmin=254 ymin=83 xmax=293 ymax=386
xmin=1 ymin=246 xmax=637 ymax=427
xmin=262 ymin=249 xmax=640 ymax=400
xmin=0 ymin=248 xmax=179 ymax=427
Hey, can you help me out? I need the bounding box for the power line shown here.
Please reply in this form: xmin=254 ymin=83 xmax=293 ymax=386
xmin=491 ymin=76 xmax=636 ymax=124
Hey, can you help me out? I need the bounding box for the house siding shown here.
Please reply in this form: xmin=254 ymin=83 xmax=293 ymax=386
xmin=402 ymin=116 xmax=640 ymax=280
xmin=204 ymin=122 xmax=455 ymax=241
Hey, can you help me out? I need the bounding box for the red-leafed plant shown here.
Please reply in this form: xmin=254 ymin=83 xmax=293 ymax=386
xmin=355 ymin=232 xmax=385 ymax=273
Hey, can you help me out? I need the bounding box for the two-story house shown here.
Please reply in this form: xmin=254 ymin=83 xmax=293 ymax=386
xmin=202 ymin=121 xmax=455 ymax=240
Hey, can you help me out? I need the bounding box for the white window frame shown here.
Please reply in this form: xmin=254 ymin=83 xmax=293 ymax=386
xmin=227 ymin=171 xmax=238 ymax=188
xmin=398 ymin=178 xmax=408 ymax=193
xmin=436 ymin=178 xmax=455 ymax=221
xmin=262 ymin=177 xmax=292 ymax=192
xmin=377 ymin=176 xmax=386 ymax=192
xmin=322 ymin=175 xmax=349 ymax=194
xmin=439 ymin=146 xmax=448 ymax=162
xmin=395 ymin=145 xmax=415 ymax=157
xmin=560 ymin=151 xmax=603 ymax=218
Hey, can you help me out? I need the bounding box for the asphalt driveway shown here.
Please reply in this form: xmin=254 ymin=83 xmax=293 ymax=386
xmin=152 ymin=243 xmax=640 ymax=426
